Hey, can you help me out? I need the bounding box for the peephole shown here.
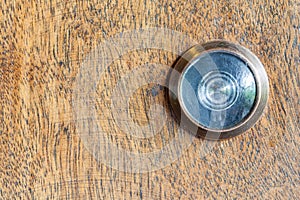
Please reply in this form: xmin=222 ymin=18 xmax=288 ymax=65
xmin=169 ymin=40 xmax=269 ymax=140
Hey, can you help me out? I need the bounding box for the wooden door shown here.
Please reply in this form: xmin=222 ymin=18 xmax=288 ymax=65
xmin=1 ymin=0 xmax=299 ymax=199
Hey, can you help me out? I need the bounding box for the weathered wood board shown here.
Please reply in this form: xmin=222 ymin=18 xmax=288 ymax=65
xmin=0 ymin=0 xmax=299 ymax=199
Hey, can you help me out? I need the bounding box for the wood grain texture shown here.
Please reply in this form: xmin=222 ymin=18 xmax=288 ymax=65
xmin=0 ymin=0 xmax=299 ymax=199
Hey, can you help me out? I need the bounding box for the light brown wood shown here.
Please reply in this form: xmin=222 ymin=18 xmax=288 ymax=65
xmin=0 ymin=0 xmax=299 ymax=199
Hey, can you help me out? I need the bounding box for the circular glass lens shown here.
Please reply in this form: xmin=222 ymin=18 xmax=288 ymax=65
xmin=179 ymin=51 xmax=256 ymax=130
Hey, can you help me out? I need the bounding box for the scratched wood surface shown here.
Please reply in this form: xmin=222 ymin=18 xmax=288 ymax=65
xmin=0 ymin=0 xmax=299 ymax=199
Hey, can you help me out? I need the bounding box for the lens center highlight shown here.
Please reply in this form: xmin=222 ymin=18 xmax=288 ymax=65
xmin=198 ymin=71 xmax=239 ymax=111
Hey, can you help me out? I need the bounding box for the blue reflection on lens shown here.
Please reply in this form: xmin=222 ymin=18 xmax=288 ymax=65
xmin=180 ymin=51 xmax=256 ymax=130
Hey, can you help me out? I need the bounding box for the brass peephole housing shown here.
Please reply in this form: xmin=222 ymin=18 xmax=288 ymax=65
xmin=169 ymin=40 xmax=269 ymax=140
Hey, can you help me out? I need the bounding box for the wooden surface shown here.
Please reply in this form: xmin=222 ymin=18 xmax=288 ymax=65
xmin=0 ymin=0 xmax=299 ymax=199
